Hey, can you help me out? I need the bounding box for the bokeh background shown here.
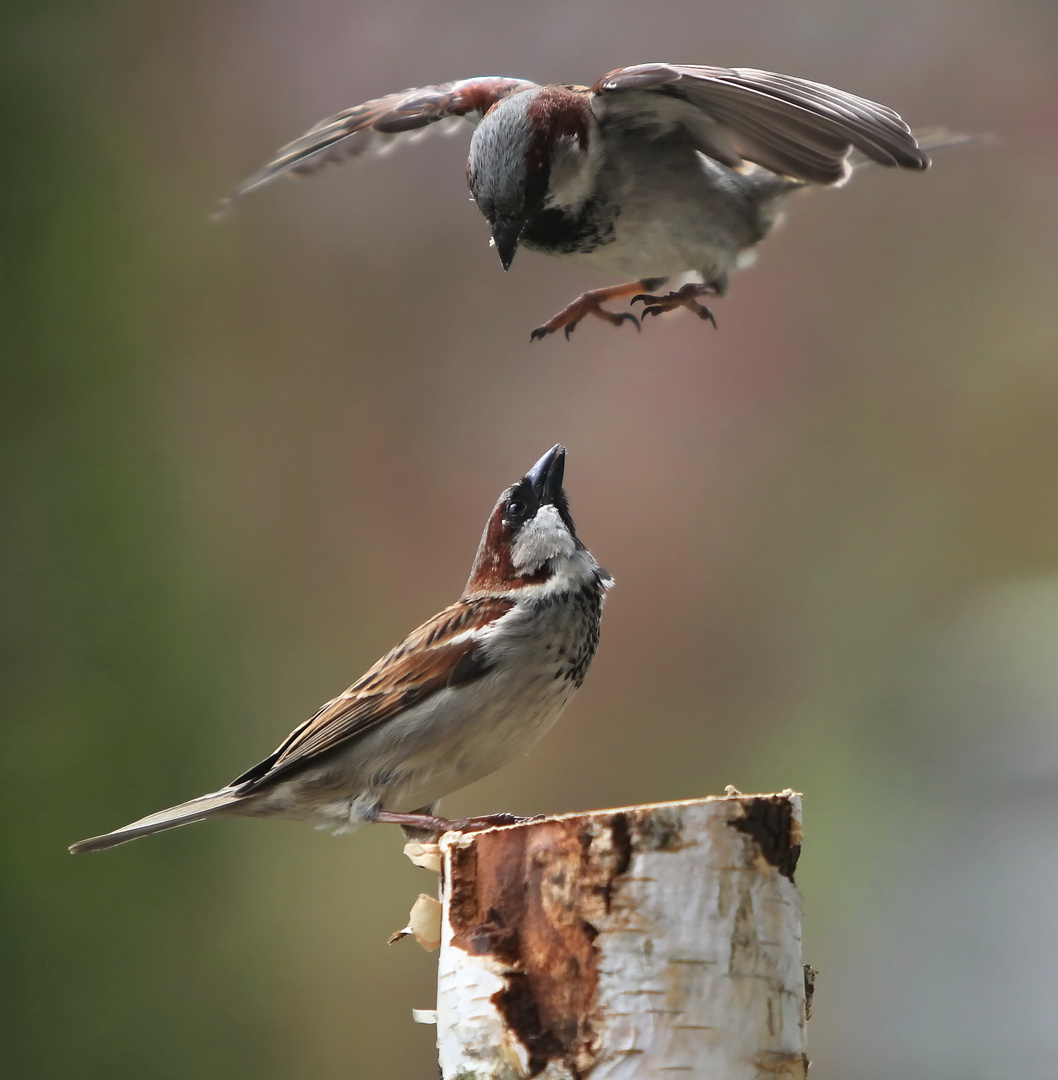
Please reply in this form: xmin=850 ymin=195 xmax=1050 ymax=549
xmin=4 ymin=1 xmax=1058 ymax=1076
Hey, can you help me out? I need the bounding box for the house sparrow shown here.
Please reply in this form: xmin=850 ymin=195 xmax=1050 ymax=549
xmin=220 ymin=63 xmax=940 ymax=340
xmin=70 ymin=445 xmax=612 ymax=853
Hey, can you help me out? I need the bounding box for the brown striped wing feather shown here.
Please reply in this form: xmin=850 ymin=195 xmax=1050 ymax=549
xmin=232 ymin=596 xmax=515 ymax=791
xmin=221 ymin=76 xmax=537 ymax=208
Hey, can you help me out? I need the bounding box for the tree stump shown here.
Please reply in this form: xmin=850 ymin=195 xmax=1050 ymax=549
xmin=429 ymin=791 xmax=807 ymax=1079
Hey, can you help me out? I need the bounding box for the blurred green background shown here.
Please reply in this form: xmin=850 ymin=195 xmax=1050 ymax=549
xmin=3 ymin=1 xmax=1057 ymax=1077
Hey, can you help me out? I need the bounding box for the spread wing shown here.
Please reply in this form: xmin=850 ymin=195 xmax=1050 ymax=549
xmin=592 ymin=64 xmax=929 ymax=185
xmin=230 ymin=596 xmax=515 ymax=792
xmin=219 ymin=76 xmax=537 ymax=211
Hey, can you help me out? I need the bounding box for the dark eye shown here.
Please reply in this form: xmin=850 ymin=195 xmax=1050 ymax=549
xmin=505 ymin=499 xmax=525 ymax=519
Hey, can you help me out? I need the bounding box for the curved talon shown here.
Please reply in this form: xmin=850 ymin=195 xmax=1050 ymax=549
xmin=530 ymin=280 xmax=659 ymax=340
xmin=449 ymin=812 xmax=528 ymax=832
xmin=628 ymin=285 xmax=719 ymax=328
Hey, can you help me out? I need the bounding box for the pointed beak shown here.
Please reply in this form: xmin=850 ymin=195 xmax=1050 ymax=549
xmin=491 ymin=216 xmax=526 ymax=271
xmin=525 ymin=444 xmax=565 ymax=504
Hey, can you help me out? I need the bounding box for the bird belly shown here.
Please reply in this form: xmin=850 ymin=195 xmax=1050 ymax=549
xmin=379 ymin=668 xmax=577 ymax=814
xmin=551 ymin=209 xmax=728 ymax=280
xmin=376 ymin=592 xmax=602 ymax=813
xmin=254 ymin=605 xmax=596 ymax=828
xmin=246 ymin=584 xmax=604 ymax=832
xmin=526 ymin=137 xmax=788 ymax=284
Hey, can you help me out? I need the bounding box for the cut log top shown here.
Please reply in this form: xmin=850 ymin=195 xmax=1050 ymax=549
xmin=427 ymin=792 xmax=808 ymax=1080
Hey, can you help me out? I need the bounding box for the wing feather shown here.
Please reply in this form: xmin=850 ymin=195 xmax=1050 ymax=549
xmin=231 ymin=596 xmax=515 ymax=791
xmin=219 ymin=76 xmax=537 ymax=210
xmin=593 ymin=63 xmax=928 ymax=185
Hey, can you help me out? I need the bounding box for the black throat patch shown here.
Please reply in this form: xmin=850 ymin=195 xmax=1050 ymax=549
xmin=521 ymin=195 xmax=618 ymax=257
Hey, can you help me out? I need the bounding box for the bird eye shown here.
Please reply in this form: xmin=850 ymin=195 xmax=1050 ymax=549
xmin=505 ymin=499 xmax=525 ymax=519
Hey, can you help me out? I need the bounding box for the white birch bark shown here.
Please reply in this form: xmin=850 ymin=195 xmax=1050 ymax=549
xmin=431 ymin=792 xmax=808 ymax=1080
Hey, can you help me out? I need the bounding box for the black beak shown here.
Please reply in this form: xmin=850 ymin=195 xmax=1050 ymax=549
xmin=491 ymin=216 xmax=526 ymax=272
xmin=525 ymin=444 xmax=565 ymax=504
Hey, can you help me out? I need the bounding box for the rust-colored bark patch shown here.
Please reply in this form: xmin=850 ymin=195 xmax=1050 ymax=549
xmin=730 ymin=795 xmax=801 ymax=881
xmin=447 ymin=818 xmax=628 ymax=1077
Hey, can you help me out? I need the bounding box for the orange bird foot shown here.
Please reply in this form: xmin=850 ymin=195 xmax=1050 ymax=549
xmin=631 ymin=282 xmax=719 ymax=328
xmin=530 ymin=280 xmax=656 ymax=342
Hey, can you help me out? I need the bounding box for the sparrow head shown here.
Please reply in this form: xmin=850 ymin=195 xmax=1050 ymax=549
xmin=468 ymin=86 xmax=595 ymax=271
xmin=466 ymin=444 xmax=610 ymax=597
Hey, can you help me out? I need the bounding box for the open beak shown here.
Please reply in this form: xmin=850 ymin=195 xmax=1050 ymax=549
xmin=525 ymin=444 xmax=566 ymax=505
xmin=491 ymin=215 xmax=527 ymax=271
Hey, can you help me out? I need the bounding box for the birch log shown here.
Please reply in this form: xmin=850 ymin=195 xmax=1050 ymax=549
xmin=432 ymin=792 xmax=807 ymax=1080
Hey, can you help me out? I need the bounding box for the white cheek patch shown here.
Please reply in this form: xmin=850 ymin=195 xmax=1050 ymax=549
xmin=543 ymin=131 xmax=602 ymax=214
xmin=511 ymin=506 xmax=576 ymax=571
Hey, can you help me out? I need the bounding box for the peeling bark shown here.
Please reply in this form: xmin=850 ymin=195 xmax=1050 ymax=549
xmin=432 ymin=792 xmax=808 ymax=1080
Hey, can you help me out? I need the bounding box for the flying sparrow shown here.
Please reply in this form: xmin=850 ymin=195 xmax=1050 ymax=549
xmin=70 ymin=445 xmax=611 ymax=853
xmin=220 ymin=63 xmax=943 ymax=340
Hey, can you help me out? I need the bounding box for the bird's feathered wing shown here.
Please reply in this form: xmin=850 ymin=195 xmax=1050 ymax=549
xmin=69 ymin=596 xmax=515 ymax=852
xmin=592 ymin=63 xmax=929 ymax=185
xmin=232 ymin=596 xmax=515 ymax=788
xmin=219 ymin=76 xmax=537 ymax=210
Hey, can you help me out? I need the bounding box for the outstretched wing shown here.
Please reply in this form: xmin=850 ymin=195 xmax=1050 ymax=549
xmin=220 ymin=76 xmax=537 ymax=210
xmin=592 ymin=64 xmax=929 ymax=185
xmin=231 ymin=595 xmax=516 ymax=791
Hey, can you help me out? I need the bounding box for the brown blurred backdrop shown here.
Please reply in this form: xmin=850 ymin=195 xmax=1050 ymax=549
xmin=3 ymin=1 xmax=1058 ymax=1077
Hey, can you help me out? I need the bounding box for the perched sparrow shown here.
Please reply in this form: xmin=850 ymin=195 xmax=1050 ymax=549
xmin=70 ymin=445 xmax=611 ymax=853
xmin=221 ymin=63 xmax=942 ymax=339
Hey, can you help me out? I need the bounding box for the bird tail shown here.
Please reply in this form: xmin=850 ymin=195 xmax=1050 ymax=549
xmin=69 ymin=788 xmax=246 ymax=853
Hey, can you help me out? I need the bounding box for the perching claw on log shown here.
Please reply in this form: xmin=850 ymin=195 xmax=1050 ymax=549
xmin=420 ymin=791 xmax=809 ymax=1080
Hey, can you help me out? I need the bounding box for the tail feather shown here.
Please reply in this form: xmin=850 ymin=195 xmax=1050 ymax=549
xmin=69 ymin=789 xmax=245 ymax=853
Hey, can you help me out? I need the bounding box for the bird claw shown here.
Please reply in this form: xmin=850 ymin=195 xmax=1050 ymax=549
xmin=552 ymin=311 xmax=639 ymax=340
xmin=377 ymin=808 xmax=532 ymax=836
xmin=448 ymin=812 xmax=532 ymax=832
xmin=530 ymin=284 xmax=649 ymax=341
xmin=630 ymin=284 xmax=718 ymax=328
xmin=532 ymin=308 xmax=640 ymax=342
